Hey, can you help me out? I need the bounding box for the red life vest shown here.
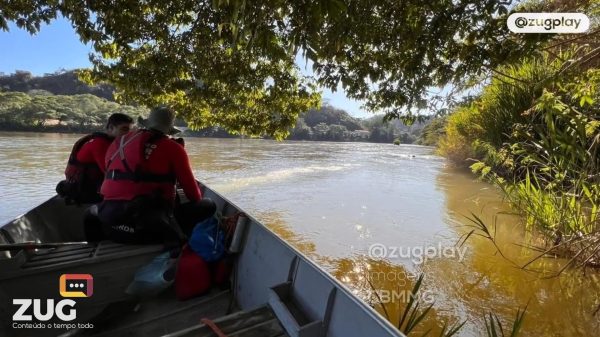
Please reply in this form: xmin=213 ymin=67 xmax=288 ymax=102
xmin=64 ymin=132 xmax=111 ymax=185
xmin=103 ymin=130 xmax=176 ymax=200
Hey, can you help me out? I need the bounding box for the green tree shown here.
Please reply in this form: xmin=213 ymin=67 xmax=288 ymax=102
xmin=369 ymin=125 xmax=394 ymax=143
xmin=1 ymin=0 xmax=574 ymax=137
xmin=313 ymin=122 xmax=330 ymax=140
xmin=304 ymin=105 xmax=363 ymax=131
xmin=0 ymin=70 xmax=114 ymax=99
xmin=395 ymin=132 xmax=416 ymax=144
xmin=327 ymin=124 xmax=348 ymax=141
xmin=290 ymin=117 xmax=311 ymax=140
xmin=440 ymin=46 xmax=600 ymax=265
xmin=0 ymin=92 xmax=30 ymax=124
xmin=416 ymin=117 xmax=447 ymax=146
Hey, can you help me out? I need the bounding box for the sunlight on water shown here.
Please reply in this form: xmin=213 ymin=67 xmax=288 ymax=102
xmin=0 ymin=132 xmax=598 ymax=337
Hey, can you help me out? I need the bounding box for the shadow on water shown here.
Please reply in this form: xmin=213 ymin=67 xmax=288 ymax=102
xmin=428 ymin=165 xmax=600 ymax=337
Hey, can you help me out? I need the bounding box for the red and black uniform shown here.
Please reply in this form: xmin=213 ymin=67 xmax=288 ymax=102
xmin=101 ymin=130 xmax=201 ymax=203
xmin=57 ymin=132 xmax=112 ymax=204
xmin=94 ymin=129 xmax=203 ymax=244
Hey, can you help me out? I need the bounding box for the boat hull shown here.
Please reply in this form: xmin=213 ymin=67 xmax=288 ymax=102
xmin=0 ymin=184 xmax=405 ymax=337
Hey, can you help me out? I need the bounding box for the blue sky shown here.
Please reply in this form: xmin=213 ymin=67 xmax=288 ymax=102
xmin=0 ymin=17 xmax=370 ymax=118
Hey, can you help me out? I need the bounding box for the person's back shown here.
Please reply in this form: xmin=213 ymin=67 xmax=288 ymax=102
xmin=101 ymin=129 xmax=200 ymax=203
xmin=91 ymin=106 xmax=214 ymax=245
xmin=57 ymin=113 xmax=133 ymax=204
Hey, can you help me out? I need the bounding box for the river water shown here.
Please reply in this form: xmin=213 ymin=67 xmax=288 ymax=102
xmin=0 ymin=132 xmax=598 ymax=336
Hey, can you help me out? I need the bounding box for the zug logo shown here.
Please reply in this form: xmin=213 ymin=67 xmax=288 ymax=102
xmin=12 ymin=299 xmax=76 ymax=321
xmin=60 ymin=274 xmax=93 ymax=298
xmin=12 ymin=274 xmax=93 ymax=322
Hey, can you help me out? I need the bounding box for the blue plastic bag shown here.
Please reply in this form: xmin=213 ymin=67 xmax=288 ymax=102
xmin=125 ymin=251 xmax=177 ymax=297
xmin=188 ymin=216 xmax=225 ymax=262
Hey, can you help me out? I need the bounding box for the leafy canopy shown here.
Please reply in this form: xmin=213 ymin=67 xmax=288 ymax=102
xmin=0 ymin=0 xmax=562 ymax=138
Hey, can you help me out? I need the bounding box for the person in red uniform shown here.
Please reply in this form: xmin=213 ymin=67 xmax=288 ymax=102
xmin=56 ymin=113 xmax=133 ymax=204
xmin=91 ymin=106 xmax=215 ymax=244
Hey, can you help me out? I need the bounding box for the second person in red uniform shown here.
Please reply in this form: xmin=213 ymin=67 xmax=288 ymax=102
xmin=57 ymin=113 xmax=133 ymax=204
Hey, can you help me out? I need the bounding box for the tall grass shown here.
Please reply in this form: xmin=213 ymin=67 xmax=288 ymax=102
xmin=439 ymin=47 xmax=600 ymax=269
xmin=484 ymin=306 xmax=527 ymax=337
xmin=368 ymin=273 xmax=527 ymax=337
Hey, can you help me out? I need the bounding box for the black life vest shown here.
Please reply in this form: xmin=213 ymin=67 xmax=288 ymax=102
xmin=64 ymin=132 xmax=111 ymax=181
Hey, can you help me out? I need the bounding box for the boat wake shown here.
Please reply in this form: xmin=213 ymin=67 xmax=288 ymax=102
xmin=213 ymin=164 xmax=353 ymax=193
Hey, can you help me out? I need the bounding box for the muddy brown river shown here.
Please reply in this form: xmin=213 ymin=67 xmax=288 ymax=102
xmin=0 ymin=132 xmax=598 ymax=336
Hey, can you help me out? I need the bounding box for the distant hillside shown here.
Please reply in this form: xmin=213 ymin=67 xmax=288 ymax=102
xmin=290 ymin=106 xmax=428 ymax=143
xmin=360 ymin=114 xmax=428 ymax=144
xmin=303 ymin=106 xmax=363 ymax=131
xmin=0 ymin=70 xmax=114 ymax=100
xmin=0 ymin=70 xmax=428 ymax=143
xmin=0 ymin=91 xmax=145 ymax=133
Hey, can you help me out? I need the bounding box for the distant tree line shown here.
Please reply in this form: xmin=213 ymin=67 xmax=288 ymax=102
xmin=288 ymin=105 xmax=429 ymax=143
xmin=0 ymin=70 xmax=431 ymax=143
xmin=0 ymin=91 xmax=145 ymax=133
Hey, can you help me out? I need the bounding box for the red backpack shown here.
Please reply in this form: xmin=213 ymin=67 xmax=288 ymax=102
xmin=174 ymin=245 xmax=212 ymax=300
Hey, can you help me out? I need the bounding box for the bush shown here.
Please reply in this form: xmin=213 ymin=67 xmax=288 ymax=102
xmin=416 ymin=116 xmax=447 ymax=146
xmin=441 ymin=47 xmax=600 ymax=266
xmin=438 ymin=105 xmax=483 ymax=163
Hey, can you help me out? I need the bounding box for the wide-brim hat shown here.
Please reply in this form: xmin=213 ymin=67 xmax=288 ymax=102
xmin=138 ymin=106 xmax=181 ymax=135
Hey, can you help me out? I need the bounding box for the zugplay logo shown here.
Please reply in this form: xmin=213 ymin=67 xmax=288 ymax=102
xmin=12 ymin=274 xmax=94 ymax=330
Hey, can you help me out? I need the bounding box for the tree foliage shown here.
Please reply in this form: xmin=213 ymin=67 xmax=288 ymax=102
xmin=415 ymin=117 xmax=447 ymax=146
xmin=1 ymin=0 xmax=581 ymax=138
xmin=0 ymin=89 xmax=425 ymax=143
xmin=288 ymin=105 xmax=426 ymax=142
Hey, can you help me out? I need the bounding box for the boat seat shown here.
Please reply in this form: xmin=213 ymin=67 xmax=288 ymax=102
xmin=22 ymin=241 xmax=163 ymax=269
xmin=0 ymin=241 xmax=163 ymax=279
xmin=22 ymin=243 xmax=96 ymax=268
xmin=88 ymin=288 xmax=234 ymax=336
xmin=161 ymin=305 xmax=288 ymax=337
